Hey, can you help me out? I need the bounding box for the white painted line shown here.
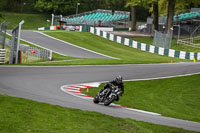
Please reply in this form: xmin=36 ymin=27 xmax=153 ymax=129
xmin=61 ymin=71 xmax=200 ymax=115
xmin=6 ymin=32 xmax=69 ymax=57
xmin=1 ymin=62 xmax=200 ymax=68
xmin=122 ymin=107 xmax=161 ymax=115
xmin=124 ymin=72 xmax=200 ymax=82
xmin=60 ymin=82 xmax=161 ymax=116
xmin=40 ymin=59 xmax=82 ymax=63
xmin=36 ymin=31 xmax=120 ymax=60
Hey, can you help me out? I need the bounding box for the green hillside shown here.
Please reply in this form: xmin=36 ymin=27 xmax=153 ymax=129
xmin=0 ymin=12 xmax=50 ymax=30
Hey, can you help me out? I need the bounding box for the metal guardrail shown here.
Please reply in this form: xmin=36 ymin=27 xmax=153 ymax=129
xmin=177 ymin=40 xmax=200 ymax=48
xmin=0 ymin=49 xmax=6 ymax=64
xmin=177 ymin=35 xmax=200 ymax=48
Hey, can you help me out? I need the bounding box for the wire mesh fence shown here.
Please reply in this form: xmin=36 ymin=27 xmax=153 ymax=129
xmin=177 ymin=23 xmax=200 ymax=48
xmin=19 ymin=44 xmax=52 ymax=62
xmin=0 ymin=36 xmax=52 ymax=63
xmin=153 ymin=30 xmax=172 ymax=49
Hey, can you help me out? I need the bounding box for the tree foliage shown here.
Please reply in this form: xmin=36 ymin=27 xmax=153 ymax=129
xmin=159 ymin=0 xmax=200 ymax=15
xmin=34 ymin=0 xmax=78 ymax=14
xmin=104 ymin=0 xmax=127 ymax=11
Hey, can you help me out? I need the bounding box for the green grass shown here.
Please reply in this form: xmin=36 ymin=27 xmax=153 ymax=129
xmin=0 ymin=12 xmax=50 ymax=30
xmin=38 ymin=31 xmax=190 ymax=66
xmin=81 ymin=74 xmax=200 ymax=122
xmin=193 ymin=37 xmax=200 ymax=45
xmin=132 ymin=37 xmax=200 ymax=52
xmin=0 ymin=94 xmax=197 ymax=133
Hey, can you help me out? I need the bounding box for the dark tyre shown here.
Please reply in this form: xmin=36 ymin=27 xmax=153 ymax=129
xmin=93 ymin=97 xmax=99 ymax=104
xmin=104 ymin=95 xmax=115 ymax=106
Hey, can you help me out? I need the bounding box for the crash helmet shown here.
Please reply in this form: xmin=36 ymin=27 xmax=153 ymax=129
xmin=115 ymin=75 xmax=123 ymax=84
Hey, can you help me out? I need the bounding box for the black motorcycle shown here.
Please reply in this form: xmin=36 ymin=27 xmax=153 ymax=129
xmin=93 ymin=86 xmax=121 ymax=106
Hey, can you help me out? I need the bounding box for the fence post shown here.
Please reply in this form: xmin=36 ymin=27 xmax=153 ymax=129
xmin=9 ymin=20 xmax=24 ymax=64
xmin=49 ymin=50 xmax=52 ymax=60
xmin=0 ymin=21 xmax=9 ymax=49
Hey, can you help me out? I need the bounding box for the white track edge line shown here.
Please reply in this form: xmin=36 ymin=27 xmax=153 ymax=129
xmin=60 ymin=84 xmax=161 ymax=116
xmin=35 ymin=31 xmax=120 ymax=60
xmin=6 ymin=32 xmax=69 ymax=57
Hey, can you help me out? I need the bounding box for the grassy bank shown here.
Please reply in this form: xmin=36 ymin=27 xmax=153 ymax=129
xmin=0 ymin=94 xmax=197 ymax=133
xmin=0 ymin=12 xmax=50 ymax=30
xmin=40 ymin=31 xmax=189 ymax=65
xmin=81 ymin=74 xmax=200 ymax=122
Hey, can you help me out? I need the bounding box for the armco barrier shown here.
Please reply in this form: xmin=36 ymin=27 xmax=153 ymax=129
xmin=0 ymin=49 xmax=6 ymax=64
xmin=90 ymin=27 xmax=200 ymax=60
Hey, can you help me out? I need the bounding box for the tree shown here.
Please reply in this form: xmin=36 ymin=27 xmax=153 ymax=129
xmin=34 ymin=0 xmax=78 ymax=14
xmin=125 ymin=0 xmax=143 ymax=31
xmin=159 ymin=0 xmax=200 ymax=34
xmin=104 ymin=0 xmax=127 ymax=11
xmin=152 ymin=0 xmax=159 ymax=31
xmin=165 ymin=0 xmax=176 ymax=34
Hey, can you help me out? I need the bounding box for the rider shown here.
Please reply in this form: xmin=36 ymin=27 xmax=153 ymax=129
xmin=100 ymin=75 xmax=124 ymax=101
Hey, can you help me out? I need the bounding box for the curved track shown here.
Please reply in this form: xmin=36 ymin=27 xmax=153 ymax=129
xmin=0 ymin=63 xmax=200 ymax=132
xmin=7 ymin=30 xmax=112 ymax=59
xmin=2 ymin=30 xmax=200 ymax=131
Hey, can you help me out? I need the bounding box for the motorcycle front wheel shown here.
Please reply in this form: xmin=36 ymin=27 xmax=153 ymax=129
xmin=93 ymin=96 xmax=99 ymax=104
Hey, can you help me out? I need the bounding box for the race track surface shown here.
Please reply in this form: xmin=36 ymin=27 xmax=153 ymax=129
xmin=1 ymin=63 xmax=200 ymax=132
xmin=7 ymin=30 xmax=112 ymax=59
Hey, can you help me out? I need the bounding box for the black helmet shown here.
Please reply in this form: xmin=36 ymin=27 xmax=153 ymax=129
xmin=115 ymin=75 xmax=122 ymax=84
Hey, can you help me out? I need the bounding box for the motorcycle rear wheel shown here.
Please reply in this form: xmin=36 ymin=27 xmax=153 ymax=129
xmin=104 ymin=95 xmax=115 ymax=106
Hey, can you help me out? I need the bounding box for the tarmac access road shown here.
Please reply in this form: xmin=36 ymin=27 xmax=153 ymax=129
xmin=0 ymin=63 xmax=200 ymax=132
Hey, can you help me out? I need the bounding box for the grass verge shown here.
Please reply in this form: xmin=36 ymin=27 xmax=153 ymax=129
xmin=0 ymin=94 xmax=197 ymax=133
xmin=40 ymin=31 xmax=190 ymax=65
xmin=81 ymin=74 xmax=200 ymax=122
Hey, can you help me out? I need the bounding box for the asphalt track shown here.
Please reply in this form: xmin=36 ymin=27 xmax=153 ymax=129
xmin=2 ymin=30 xmax=200 ymax=132
xmin=7 ymin=30 xmax=112 ymax=59
xmin=0 ymin=63 xmax=200 ymax=132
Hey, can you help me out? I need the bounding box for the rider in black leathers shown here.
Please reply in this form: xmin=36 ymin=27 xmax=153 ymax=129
xmin=100 ymin=75 xmax=124 ymax=101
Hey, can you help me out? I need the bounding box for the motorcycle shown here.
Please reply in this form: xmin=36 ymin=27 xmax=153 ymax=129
xmin=93 ymin=85 xmax=121 ymax=106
